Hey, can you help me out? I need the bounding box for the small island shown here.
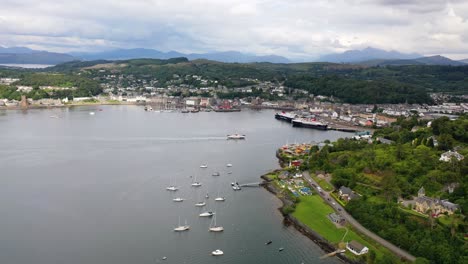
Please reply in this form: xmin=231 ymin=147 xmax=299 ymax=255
xmin=263 ymin=115 xmax=467 ymax=264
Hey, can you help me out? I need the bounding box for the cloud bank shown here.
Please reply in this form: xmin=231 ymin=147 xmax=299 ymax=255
xmin=1 ymin=0 xmax=467 ymax=60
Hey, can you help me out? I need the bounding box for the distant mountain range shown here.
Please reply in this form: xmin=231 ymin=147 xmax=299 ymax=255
xmin=358 ymin=55 xmax=466 ymax=66
xmin=0 ymin=51 xmax=76 ymax=65
xmin=1 ymin=46 xmax=467 ymax=66
xmin=72 ymin=48 xmax=290 ymax=63
xmin=319 ymin=47 xmax=422 ymax=63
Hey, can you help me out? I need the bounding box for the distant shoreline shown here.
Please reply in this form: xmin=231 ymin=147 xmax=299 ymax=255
xmin=0 ymin=102 xmax=141 ymax=110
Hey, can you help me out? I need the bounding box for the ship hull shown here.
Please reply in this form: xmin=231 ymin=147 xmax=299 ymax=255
xmin=292 ymin=120 xmax=328 ymax=130
xmin=275 ymin=113 xmax=294 ymax=122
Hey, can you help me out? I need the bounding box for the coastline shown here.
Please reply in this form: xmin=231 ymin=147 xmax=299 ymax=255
xmin=261 ymin=172 xmax=360 ymax=264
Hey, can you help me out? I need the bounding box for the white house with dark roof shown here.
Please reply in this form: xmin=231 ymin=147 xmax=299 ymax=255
xmin=346 ymin=240 xmax=369 ymax=255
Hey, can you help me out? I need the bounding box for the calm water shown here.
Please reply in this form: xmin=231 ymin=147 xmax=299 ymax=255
xmin=0 ymin=63 xmax=54 ymax=69
xmin=0 ymin=106 xmax=349 ymax=264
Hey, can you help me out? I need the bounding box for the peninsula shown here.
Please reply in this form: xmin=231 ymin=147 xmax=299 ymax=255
xmin=263 ymin=115 xmax=467 ymax=264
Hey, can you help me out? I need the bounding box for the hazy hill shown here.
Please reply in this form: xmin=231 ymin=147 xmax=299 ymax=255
xmin=359 ymin=55 xmax=465 ymax=66
xmin=0 ymin=46 xmax=36 ymax=54
xmin=0 ymin=52 xmax=77 ymax=65
xmin=74 ymin=48 xmax=290 ymax=63
xmin=320 ymin=47 xmax=420 ymax=63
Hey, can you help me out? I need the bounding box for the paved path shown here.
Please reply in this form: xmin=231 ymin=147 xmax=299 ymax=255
xmin=303 ymin=171 xmax=416 ymax=262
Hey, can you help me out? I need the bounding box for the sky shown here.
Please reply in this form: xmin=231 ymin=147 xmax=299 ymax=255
xmin=1 ymin=0 xmax=468 ymax=60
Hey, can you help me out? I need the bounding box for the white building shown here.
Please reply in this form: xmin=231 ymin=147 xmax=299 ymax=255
xmin=346 ymin=241 xmax=369 ymax=255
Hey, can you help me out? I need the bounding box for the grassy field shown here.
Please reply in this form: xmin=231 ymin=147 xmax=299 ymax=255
xmin=293 ymin=195 xmax=391 ymax=260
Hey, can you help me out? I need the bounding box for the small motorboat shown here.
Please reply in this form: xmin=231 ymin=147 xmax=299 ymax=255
xmin=211 ymin=249 xmax=224 ymax=256
xmin=191 ymin=182 xmax=202 ymax=187
xmin=215 ymin=197 xmax=226 ymax=202
xmin=162 ymin=256 xmax=167 ymax=260
xmin=278 ymin=248 xmax=284 ymax=252
xmin=173 ymin=197 xmax=184 ymax=202
xmin=227 ymin=171 xmax=232 ymax=174
xmin=226 ymin=164 xmax=233 ymax=167
xmin=89 ymin=112 xmax=95 ymax=115
xmin=195 ymin=201 xmax=206 ymax=207
xmin=265 ymin=240 xmax=272 ymax=245
xmin=199 ymin=211 xmax=215 ymax=217
xmin=200 ymin=164 xmax=208 ymax=168
xmin=209 ymin=226 xmax=224 ymax=232
xmin=166 ymin=186 xmax=179 ymax=191
xmin=212 ymin=172 xmax=220 ymax=176
xmin=227 ymin=134 xmax=245 ymax=140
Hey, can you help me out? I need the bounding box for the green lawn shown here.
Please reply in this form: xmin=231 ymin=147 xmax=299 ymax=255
xmin=398 ymin=207 xmax=428 ymax=219
xmin=293 ymin=195 xmax=391 ymax=261
xmin=293 ymin=195 xmax=353 ymax=243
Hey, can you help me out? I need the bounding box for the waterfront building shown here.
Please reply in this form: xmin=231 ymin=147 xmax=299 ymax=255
xmin=346 ymin=241 xmax=369 ymax=255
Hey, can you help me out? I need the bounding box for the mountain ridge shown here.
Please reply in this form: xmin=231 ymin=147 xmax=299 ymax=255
xmin=319 ymin=47 xmax=421 ymax=63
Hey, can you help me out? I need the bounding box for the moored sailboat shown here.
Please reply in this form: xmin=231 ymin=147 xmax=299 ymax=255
xmin=209 ymin=214 xmax=224 ymax=232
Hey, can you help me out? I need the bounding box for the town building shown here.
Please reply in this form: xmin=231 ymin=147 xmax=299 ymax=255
xmin=328 ymin=213 xmax=346 ymax=225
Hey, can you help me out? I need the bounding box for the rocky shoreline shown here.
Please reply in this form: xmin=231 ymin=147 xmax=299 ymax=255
xmin=261 ymin=172 xmax=360 ymax=264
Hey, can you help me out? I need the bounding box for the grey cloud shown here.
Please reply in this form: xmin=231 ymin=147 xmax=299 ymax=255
xmin=0 ymin=0 xmax=467 ymax=59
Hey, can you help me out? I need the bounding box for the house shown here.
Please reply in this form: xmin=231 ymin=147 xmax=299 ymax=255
xmin=439 ymin=150 xmax=464 ymax=162
xmin=346 ymin=241 xmax=369 ymax=255
xmin=339 ymin=186 xmax=357 ymax=201
xmin=376 ymin=137 xmax=395 ymax=145
xmin=414 ymin=187 xmax=460 ymax=216
xmin=328 ymin=213 xmax=345 ymax=225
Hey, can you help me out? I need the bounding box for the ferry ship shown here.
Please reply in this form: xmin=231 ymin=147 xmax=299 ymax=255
xmin=275 ymin=112 xmax=297 ymax=122
xmin=292 ymin=118 xmax=328 ymax=130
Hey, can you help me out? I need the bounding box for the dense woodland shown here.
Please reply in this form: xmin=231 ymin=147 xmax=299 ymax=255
xmin=1 ymin=59 xmax=468 ymax=104
xmin=306 ymin=116 xmax=468 ymax=264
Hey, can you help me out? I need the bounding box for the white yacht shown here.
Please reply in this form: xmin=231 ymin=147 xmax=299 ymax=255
xmin=166 ymin=186 xmax=179 ymax=191
xmin=89 ymin=112 xmax=95 ymax=115
xmin=215 ymin=197 xmax=225 ymax=202
xmin=199 ymin=211 xmax=215 ymax=217
xmin=226 ymin=163 xmax=233 ymax=167
xmin=173 ymin=197 xmax=185 ymax=202
xmin=200 ymin=164 xmax=208 ymax=168
xmin=211 ymin=249 xmax=224 ymax=256
xmin=174 ymin=218 xmax=190 ymax=232
xmin=195 ymin=201 xmax=206 ymax=207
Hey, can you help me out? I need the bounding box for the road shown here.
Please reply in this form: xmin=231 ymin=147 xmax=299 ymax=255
xmin=302 ymin=171 xmax=416 ymax=262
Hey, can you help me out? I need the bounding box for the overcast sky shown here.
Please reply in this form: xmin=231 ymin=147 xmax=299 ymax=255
xmin=1 ymin=0 xmax=468 ymax=60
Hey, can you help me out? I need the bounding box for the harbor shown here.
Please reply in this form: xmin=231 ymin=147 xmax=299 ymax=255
xmin=0 ymin=107 xmax=347 ymax=264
